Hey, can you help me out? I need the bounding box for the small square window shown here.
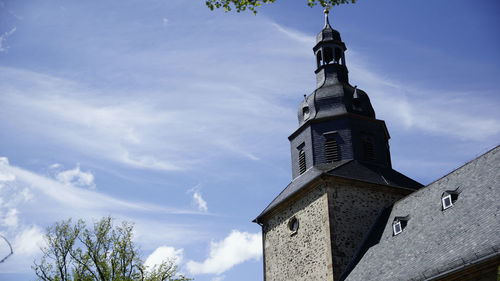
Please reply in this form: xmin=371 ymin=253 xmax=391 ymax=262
xmin=393 ymin=221 xmax=402 ymax=236
xmin=442 ymin=194 xmax=453 ymax=210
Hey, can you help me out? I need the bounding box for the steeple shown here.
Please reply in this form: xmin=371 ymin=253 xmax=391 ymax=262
xmin=289 ymin=11 xmax=391 ymax=179
xmin=254 ymin=12 xmax=424 ymax=281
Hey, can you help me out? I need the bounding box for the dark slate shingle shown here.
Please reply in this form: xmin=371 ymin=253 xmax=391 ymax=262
xmin=254 ymin=160 xmax=423 ymax=223
xmin=345 ymin=145 xmax=500 ymax=281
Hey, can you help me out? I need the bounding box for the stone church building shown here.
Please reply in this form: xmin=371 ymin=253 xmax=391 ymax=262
xmin=253 ymin=10 xmax=500 ymax=281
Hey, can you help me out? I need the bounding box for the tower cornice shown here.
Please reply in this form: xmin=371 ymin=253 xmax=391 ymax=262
xmin=288 ymin=113 xmax=390 ymax=141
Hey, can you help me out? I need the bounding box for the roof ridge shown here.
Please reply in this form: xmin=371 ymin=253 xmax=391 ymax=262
xmin=422 ymin=144 xmax=499 ymax=188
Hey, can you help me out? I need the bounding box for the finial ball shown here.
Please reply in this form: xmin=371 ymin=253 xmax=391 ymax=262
xmin=323 ymin=5 xmax=331 ymax=14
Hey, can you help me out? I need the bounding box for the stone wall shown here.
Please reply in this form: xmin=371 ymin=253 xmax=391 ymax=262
xmin=326 ymin=181 xmax=405 ymax=279
xmin=262 ymin=178 xmax=409 ymax=281
xmin=263 ymin=183 xmax=333 ymax=281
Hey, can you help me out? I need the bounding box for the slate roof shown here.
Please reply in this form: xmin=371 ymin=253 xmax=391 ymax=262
xmin=254 ymin=160 xmax=423 ymax=223
xmin=315 ymin=11 xmax=342 ymax=45
xmin=344 ymin=145 xmax=500 ymax=281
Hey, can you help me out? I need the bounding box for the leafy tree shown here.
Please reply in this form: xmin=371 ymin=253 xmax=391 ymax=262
xmin=205 ymin=0 xmax=356 ymax=14
xmin=33 ymin=217 xmax=191 ymax=281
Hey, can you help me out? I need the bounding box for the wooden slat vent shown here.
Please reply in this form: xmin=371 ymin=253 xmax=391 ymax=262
xmin=325 ymin=139 xmax=339 ymax=162
xmin=363 ymin=138 xmax=375 ymax=160
xmin=299 ymin=150 xmax=306 ymax=174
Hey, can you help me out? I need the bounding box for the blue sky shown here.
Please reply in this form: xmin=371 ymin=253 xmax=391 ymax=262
xmin=0 ymin=0 xmax=499 ymax=280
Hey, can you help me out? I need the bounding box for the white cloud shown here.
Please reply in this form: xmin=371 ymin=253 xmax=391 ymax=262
xmin=0 ymin=157 xmax=10 ymax=166
xmin=192 ymin=192 xmax=208 ymax=213
xmin=186 ymin=230 xmax=262 ymax=275
xmin=0 ymin=157 xmax=16 ymax=182
xmin=0 ymin=157 xmax=207 ymax=273
xmin=20 ymin=188 xmax=34 ymax=203
xmin=211 ymin=276 xmax=225 ymax=281
xmin=49 ymin=163 xmax=61 ymax=169
xmin=145 ymin=246 xmax=184 ymax=269
xmin=13 ymin=225 xmax=44 ymax=255
xmin=2 ymin=208 xmax=19 ymax=228
xmin=0 ymin=27 xmax=16 ymax=52
xmin=55 ymin=164 xmax=95 ymax=188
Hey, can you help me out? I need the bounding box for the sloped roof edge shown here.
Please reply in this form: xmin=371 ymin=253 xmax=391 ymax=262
xmin=253 ymin=160 xmax=422 ymax=223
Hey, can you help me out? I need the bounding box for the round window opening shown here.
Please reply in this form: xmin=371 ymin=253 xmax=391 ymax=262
xmin=288 ymin=217 xmax=299 ymax=233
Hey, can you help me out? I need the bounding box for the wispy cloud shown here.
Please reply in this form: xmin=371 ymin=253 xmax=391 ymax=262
xmin=347 ymin=53 xmax=500 ymax=141
xmin=49 ymin=163 xmax=61 ymax=169
xmin=271 ymin=22 xmax=313 ymax=46
xmin=0 ymin=66 xmax=293 ymax=172
xmin=192 ymin=192 xmax=208 ymax=213
xmin=0 ymin=27 xmax=16 ymax=52
xmin=0 ymin=157 xmax=199 ymax=215
xmin=186 ymin=230 xmax=261 ymax=275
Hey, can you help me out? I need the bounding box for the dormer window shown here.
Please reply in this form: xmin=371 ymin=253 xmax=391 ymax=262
xmin=442 ymin=194 xmax=452 ymax=209
xmin=441 ymin=190 xmax=459 ymax=210
xmin=392 ymin=216 xmax=409 ymax=236
xmin=393 ymin=221 xmax=402 ymax=236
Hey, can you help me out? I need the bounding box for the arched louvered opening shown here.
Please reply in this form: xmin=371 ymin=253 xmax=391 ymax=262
xmin=325 ymin=138 xmax=339 ymax=162
xmin=352 ymin=98 xmax=361 ymax=109
xmin=298 ymin=150 xmax=306 ymax=174
xmin=316 ymin=50 xmax=322 ymax=68
xmin=323 ymin=47 xmax=333 ymax=64
xmin=334 ymin=47 xmax=342 ymax=64
xmin=363 ymin=137 xmax=375 ymax=161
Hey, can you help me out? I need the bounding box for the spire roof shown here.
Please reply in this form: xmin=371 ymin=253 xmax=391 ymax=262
xmin=316 ymin=6 xmax=342 ymax=44
xmin=324 ymin=5 xmax=332 ymax=28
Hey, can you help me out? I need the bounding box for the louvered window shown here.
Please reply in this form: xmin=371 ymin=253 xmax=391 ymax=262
xmin=363 ymin=138 xmax=375 ymax=160
xmin=325 ymin=138 xmax=339 ymax=162
xmin=298 ymin=150 xmax=306 ymax=174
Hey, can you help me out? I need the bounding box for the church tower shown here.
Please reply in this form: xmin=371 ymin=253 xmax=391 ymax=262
xmin=254 ymin=9 xmax=423 ymax=281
